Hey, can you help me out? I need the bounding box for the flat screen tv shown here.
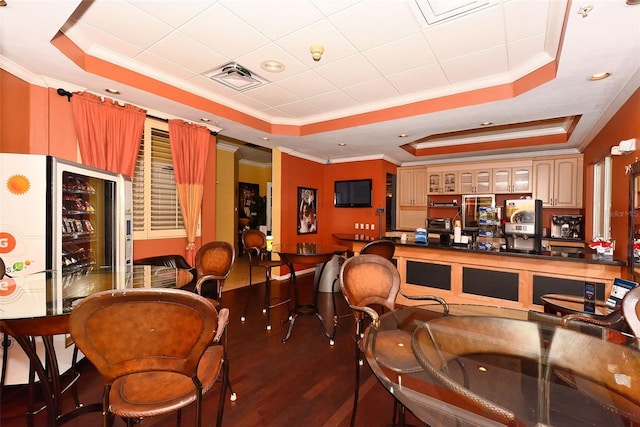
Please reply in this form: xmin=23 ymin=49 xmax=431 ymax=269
xmin=334 ymin=179 xmax=372 ymax=208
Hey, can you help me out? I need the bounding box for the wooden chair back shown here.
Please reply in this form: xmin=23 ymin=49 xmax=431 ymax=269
xmin=360 ymin=239 xmax=395 ymax=260
xmin=195 ymin=241 xmax=236 ymax=297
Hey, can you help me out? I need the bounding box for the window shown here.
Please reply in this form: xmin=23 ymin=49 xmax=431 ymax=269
xmin=592 ymin=155 xmax=612 ymax=240
xmin=133 ymin=118 xmax=186 ymax=239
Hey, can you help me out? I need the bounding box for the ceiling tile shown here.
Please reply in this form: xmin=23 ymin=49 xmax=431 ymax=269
xmin=424 ymin=4 xmax=505 ymax=61
xmin=221 ymin=0 xmax=323 ymax=40
xmin=136 ymin=51 xmax=199 ymax=80
xmin=314 ymin=54 xmax=382 ymax=89
xmin=306 ymin=90 xmax=360 ymax=112
xmin=342 ymin=78 xmax=400 ymax=105
xmin=277 ymin=19 xmax=359 ymax=66
xmin=440 ymin=45 xmax=508 ymax=84
xmin=386 ymin=62 xmax=449 ymax=95
xmin=179 ymin=4 xmax=270 ymax=59
xmin=363 ymin=32 xmax=437 ymax=76
xmin=127 ymin=0 xmax=213 ymax=29
xmin=275 ymin=71 xmax=337 ymax=99
xmin=73 ymin=0 xmax=174 ymax=49
xmin=233 ymin=43 xmax=308 ymax=82
xmin=507 ymin=35 xmax=547 ymax=71
xmin=275 ymin=100 xmax=323 ymax=118
xmin=503 ymin=0 xmax=549 ymax=41
xmin=147 ymin=31 xmax=228 ymax=75
xmin=244 ymin=84 xmax=299 ymax=107
xmin=327 ymin=0 xmax=422 ymax=51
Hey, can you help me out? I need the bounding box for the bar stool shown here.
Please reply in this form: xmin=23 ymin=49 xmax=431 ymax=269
xmin=240 ymin=230 xmax=291 ymax=330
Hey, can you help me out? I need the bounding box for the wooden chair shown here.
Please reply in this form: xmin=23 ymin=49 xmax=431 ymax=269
xmin=339 ymin=254 xmax=448 ymax=427
xmin=194 ymin=241 xmax=236 ymax=302
xmin=69 ymin=288 xmax=229 ymax=427
xmin=332 ymin=239 xmax=396 ymax=330
xmin=360 ymin=239 xmax=396 ymax=259
xmin=240 ymin=229 xmax=290 ymax=330
xmin=411 ymin=316 xmax=545 ymax=427
xmin=622 ymin=285 xmax=640 ymax=338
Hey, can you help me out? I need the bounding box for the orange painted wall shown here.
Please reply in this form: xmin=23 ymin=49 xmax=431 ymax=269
xmin=279 ymin=153 xmax=395 ymax=272
xmin=0 ymin=70 xmax=216 ymax=263
xmin=1 ymin=71 xmax=37 ymax=153
xmin=324 ymin=160 xmax=396 ymax=240
xmin=582 ymin=85 xmax=640 ymax=267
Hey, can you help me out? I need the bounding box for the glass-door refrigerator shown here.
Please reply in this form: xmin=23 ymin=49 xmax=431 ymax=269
xmin=0 ymin=153 xmax=133 ymax=384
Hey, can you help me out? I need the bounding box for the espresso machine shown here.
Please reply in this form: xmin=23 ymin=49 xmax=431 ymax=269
xmin=503 ymin=199 xmax=543 ymax=253
xmin=550 ymin=214 xmax=583 ymax=239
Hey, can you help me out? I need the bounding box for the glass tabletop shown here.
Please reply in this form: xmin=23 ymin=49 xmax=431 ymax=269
xmin=0 ymin=265 xmax=193 ymax=320
xmin=363 ymin=304 xmax=640 ymax=427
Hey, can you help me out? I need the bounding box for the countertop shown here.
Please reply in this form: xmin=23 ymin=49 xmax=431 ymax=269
xmin=332 ymin=233 xmax=625 ymax=266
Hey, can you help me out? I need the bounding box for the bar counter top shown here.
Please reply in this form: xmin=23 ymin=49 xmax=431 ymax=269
xmin=332 ymin=233 xmax=625 ymax=266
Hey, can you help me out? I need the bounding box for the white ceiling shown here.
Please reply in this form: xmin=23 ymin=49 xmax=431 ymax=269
xmin=2 ymin=0 xmax=640 ymax=166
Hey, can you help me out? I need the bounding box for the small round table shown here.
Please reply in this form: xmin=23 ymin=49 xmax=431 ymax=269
xmin=0 ymin=266 xmax=194 ymax=426
xmin=272 ymin=243 xmax=347 ymax=344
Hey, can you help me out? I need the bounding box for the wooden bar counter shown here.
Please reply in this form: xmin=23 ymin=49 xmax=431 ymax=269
xmin=333 ymin=233 xmax=625 ymax=311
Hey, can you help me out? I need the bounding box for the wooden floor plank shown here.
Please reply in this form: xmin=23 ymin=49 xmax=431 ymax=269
xmin=1 ymin=272 xmax=420 ymax=427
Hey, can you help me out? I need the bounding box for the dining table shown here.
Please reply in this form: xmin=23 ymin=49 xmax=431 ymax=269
xmin=362 ymin=303 xmax=640 ymax=427
xmin=0 ymin=265 xmax=194 ymax=426
xmin=271 ymin=242 xmax=347 ymax=344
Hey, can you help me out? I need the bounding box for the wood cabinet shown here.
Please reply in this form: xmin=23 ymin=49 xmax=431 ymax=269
xmin=532 ymin=155 xmax=583 ymax=208
xmin=459 ymin=169 xmax=492 ymax=194
xmin=427 ymin=169 xmax=457 ymax=194
xmin=397 ymin=166 xmax=428 ymax=229
xmin=398 ymin=166 xmax=428 ymax=206
xmin=492 ymin=162 xmax=532 ymax=194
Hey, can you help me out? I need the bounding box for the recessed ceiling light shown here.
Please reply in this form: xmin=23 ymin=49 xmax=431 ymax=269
xmin=338 ymin=143 xmax=347 ymax=146
xmin=588 ymin=72 xmax=611 ymax=81
xmin=398 ymin=134 xmax=409 ymax=138
xmin=260 ymin=60 xmax=285 ymax=73
xmin=105 ymin=88 xmax=120 ymax=94
xmin=480 ymin=121 xmax=493 ymax=126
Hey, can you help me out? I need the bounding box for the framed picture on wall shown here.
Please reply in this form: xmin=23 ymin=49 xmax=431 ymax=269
xmin=297 ymin=187 xmax=317 ymax=234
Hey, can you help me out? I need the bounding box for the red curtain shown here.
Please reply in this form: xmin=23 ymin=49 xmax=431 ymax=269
xmin=70 ymin=92 xmax=146 ymax=177
xmin=168 ymin=119 xmax=211 ymax=264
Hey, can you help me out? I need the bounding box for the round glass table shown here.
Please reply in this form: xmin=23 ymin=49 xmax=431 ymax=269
xmin=363 ymin=304 xmax=640 ymax=427
xmin=0 ymin=266 xmax=194 ymax=426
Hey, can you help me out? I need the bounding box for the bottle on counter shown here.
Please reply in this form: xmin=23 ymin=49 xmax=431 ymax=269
xmin=454 ymin=220 xmax=462 ymax=244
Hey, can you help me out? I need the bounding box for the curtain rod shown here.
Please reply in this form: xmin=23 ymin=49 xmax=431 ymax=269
xmin=56 ymin=89 xmax=218 ymax=136
xmin=147 ymin=114 xmax=218 ymax=136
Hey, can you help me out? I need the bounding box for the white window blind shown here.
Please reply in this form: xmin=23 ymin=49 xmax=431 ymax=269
xmin=132 ymin=118 xmax=186 ymax=239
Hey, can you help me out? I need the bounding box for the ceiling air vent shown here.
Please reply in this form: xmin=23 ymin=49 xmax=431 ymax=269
xmin=204 ymin=62 xmax=268 ymax=92
xmin=413 ymin=0 xmax=491 ymax=26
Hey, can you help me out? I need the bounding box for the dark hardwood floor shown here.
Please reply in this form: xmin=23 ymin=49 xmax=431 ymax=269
xmin=1 ymin=272 xmax=423 ymax=427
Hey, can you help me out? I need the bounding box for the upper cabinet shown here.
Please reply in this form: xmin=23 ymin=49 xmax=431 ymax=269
xmin=492 ymin=161 xmax=532 ymax=194
xmin=532 ymin=155 xmax=583 ymax=208
xmin=459 ymin=169 xmax=492 ymax=194
xmin=398 ymin=166 xmax=428 ymax=207
xmin=427 ymin=169 xmax=457 ymax=194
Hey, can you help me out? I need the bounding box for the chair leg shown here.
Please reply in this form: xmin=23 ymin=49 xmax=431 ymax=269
xmin=350 ymin=318 xmax=363 ymax=427
xmin=217 ymin=358 xmax=229 ymax=426
xmin=241 ymin=264 xmax=254 ymax=322
xmin=265 ymin=268 xmax=272 ymax=330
